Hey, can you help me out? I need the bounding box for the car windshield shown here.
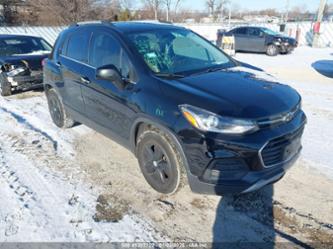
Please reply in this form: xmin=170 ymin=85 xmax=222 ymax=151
xmin=262 ymin=28 xmax=280 ymax=36
xmin=0 ymin=36 xmax=52 ymax=56
xmin=127 ymin=28 xmax=234 ymax=76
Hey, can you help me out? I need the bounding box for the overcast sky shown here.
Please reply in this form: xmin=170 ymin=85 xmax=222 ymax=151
xmin=174 ymin=0 xmax=330 ymax=12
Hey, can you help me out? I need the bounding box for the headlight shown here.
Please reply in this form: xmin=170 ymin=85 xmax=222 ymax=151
xmin=6 ymin=67 xmax=26 ymax=77
xmin=179 ymin=104 xmax=258 ymax=135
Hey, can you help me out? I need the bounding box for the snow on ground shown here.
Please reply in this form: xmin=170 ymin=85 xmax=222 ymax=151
xmin=0 ymin=95 xmax=165 ymax=242
xmin=236 ymin=47 xmax=333 ymax=180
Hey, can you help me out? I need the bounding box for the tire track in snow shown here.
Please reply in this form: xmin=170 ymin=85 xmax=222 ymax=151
xmin=0 ymin=107 xmax=164 ymax=242
xmin=0 ymin=106 xmax=58 ymax=151
xmin=0 ymin=130 xmax=110 ymax=241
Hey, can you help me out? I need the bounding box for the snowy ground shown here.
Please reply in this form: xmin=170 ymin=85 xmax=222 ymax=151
xmin=0 ymin=95 xmax=164 ymax=242
xmin=0 ymin=46 xmax=332 ymax=245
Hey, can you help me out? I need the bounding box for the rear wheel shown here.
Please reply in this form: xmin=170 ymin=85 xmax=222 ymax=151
xmin=0 ymin=74 xmax=12 ymax=96
xmin=266 ymin=44 xmax=278 ymax=56
xmin=46 ymin=88 xmax=75 ymax=128
xmin=136 ymin=127 xmax=186 ymax=195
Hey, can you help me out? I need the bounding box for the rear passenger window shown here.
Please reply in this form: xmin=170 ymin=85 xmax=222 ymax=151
xmin=66 ymin=31 xmax=90 ymax=63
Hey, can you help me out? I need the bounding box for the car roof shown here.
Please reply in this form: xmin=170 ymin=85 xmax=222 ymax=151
xmin=0 ymin=34 xmax=42 ymax=39
xmin=70 ymin=21 xmax=185 ymax=34
xmin=233 ymin=26 xmax=263 ymax=29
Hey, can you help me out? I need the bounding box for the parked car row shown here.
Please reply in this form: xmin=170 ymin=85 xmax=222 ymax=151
xmin=0 ymin=22 xmax=306 ymax=196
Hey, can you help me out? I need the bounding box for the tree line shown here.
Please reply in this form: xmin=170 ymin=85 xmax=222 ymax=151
xmin=0 ymin=0 xmax=187 ymax=25
xmin=1 ymin=0 xmax=332 ymax=26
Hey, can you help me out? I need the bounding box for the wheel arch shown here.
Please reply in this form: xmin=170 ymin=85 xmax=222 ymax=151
xmin=130 ymin=117 xmax=186 ymax=163
xmin=130 ymin=116 xmax=192 ymax=187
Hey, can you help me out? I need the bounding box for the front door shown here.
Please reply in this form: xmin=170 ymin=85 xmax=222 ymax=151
xmin=82 ymin=30 xmax=138 ymax=141
xmin=246 ymin=28 xmax=266 ymax=52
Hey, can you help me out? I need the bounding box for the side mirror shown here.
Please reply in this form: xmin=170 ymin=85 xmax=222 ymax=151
xmin=96 ymin=65 xmax=125 ymax=89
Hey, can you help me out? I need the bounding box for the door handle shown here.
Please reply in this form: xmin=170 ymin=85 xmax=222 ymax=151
xmin=80 ymin=77 xmax=91 ymax=84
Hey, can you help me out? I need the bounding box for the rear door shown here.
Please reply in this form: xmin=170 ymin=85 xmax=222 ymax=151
xmin=246 ymin=28 xmax=266 ymax=52
xmin=82 ymin=30 xmax=138 ymax=141
xmin=58 ymin=29 xmax=91 ymax=115
xmin=232 ymin=27 xmax=249 ymax=51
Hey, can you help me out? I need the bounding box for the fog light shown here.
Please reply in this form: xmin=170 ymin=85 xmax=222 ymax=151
xmin=202 ymin=158 xmax=249 ymax=183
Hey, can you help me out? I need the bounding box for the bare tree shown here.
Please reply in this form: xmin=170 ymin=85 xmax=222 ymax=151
xmin=142 ymin=0 xmax=161 ymax=20
xmin=26 ymin=0 xmax=98 ymax=25
xmin=206 ymin=0 xmax=229 ymax=20
xmin=161 ymin=0 xmax=183 ymax=21
xmin=206 ymin=0 xmax=216 ymax=17
xmin=0 ymin=0 xmax=24 ymax=25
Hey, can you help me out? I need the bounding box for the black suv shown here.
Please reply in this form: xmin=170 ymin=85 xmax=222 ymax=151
xmin=44 ymin=21 xmax=306 ymax=195
xmin=217 ymin=26 xmax=298 ymax=56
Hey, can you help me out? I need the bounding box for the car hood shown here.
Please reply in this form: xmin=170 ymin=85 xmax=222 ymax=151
xmin=274 ymin=35 xmax=296 ymax=43
xmin=0 ymin=54 xmax=49 ymax=71
xmin=163 ymin=66 xmax=300 ymax=119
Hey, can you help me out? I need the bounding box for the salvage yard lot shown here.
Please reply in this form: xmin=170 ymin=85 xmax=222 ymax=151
xmin=0 ymin=46 xmax=332 ymax=245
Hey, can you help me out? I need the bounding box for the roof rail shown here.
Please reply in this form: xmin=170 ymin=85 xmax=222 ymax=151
xmin=71 ymin=20 xmax=112 ymax=27
xmin=132 ymin=20 xmax=174 ymax=25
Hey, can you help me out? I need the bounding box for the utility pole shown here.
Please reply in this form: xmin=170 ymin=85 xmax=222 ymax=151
xmin=284 ymin=0 xmax=290 ymax=22
xmin=313 ymin=0 xmax=327 ymax=47
xmin=220 ymin=3 xmax=224 ymax=22
xmin=228 ymin=1 xmax=232 ymax=28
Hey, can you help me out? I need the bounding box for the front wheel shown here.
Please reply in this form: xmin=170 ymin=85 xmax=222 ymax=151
xmin=0 ymin=74 xmax=12 ymax=96
xmin=136 ymin=128 xmax=186 ymax=195
xmin=46 ymin=88 xmax=75 ymax=128
xmin=266 ymin=44 xmax=279 ymax=56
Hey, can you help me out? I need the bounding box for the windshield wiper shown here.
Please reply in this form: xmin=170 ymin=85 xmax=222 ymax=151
xmin=189 ymin=66 xmax=226 ymax=77
xmin=206 ymin=67 xmax=225 ymax=73
xmin=155 ymin=73 xmax=185 ymax=79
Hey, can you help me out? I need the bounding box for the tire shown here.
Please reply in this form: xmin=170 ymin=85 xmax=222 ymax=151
xmin=46 ymin=88 xmax=75 ymax=128
xmin=266 ymin=44 xmax=279 ymax=56
xmin=0 ymin=74 xmax=12 ymax=96
xmin=136 ymin=127 xmax=186 ymax=195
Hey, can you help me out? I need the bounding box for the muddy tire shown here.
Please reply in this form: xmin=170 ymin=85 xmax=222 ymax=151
xmin=0 ymin=74 xmax=12 ymax=96
xmin=136 ymin=127 xmax=186 ymax=195
xmin=266 ymin=44 xmax=279 ymax=56
xmin=46 ymin=88 xmax=75 ymax=128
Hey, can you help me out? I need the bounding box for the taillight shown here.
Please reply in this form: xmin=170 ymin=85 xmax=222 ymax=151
xmin=42 ymin=58 xmax=47 ymax=67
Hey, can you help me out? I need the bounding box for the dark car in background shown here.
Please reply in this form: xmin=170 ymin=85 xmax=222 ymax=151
xmin=0 ymin=34 xmax=52 ymax=96
xmin=218 ymin=26 xmax=298 ymax=56
xmin=44 ymin=21 xmax=306 ymax=196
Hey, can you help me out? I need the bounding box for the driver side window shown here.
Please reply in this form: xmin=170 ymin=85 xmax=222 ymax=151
xmin=89 ymin=32 xmax=137 ymax=82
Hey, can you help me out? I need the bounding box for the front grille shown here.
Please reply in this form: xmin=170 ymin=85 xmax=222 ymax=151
xmin=260 ymin=126 xmax=304 ymax=167
xmin=257 ymin=103 xmax=301 ymax=128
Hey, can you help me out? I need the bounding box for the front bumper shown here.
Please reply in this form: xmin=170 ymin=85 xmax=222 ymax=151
xmin=278 ymin=42 xmax=296 ymax=53
xmin=6 ymin=71 xmax=43 ymax=90
xmin=176 ymin=110 xmax=306 ymax=195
